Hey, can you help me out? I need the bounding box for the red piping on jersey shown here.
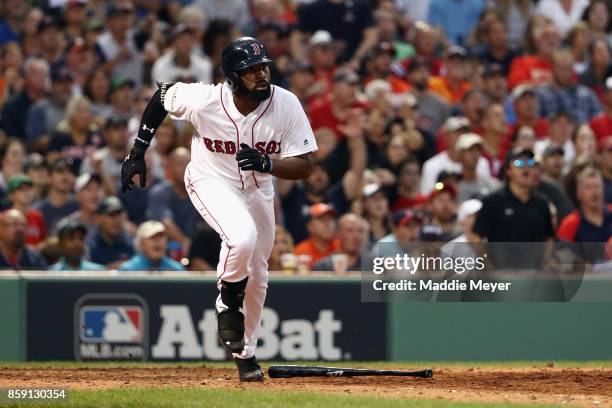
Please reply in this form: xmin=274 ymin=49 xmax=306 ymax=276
xmin=220 ymin=86 xmax=245 ymax=190
xmin=250 ymin=86 xmax=275 ymax=189
xmin=219 ymin=243 xmax=232 ymax=281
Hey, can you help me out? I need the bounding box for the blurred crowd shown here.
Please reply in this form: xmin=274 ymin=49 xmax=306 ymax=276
xmin=0 ymin=0 xmax=610 ymax=273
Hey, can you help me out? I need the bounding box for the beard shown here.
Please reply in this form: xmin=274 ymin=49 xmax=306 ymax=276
xmin=236 ymin=81 xmax=271 ymax=102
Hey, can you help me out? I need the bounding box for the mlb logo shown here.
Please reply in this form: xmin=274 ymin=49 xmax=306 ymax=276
xmin=80 ymin=306 xmax=143 ymax=343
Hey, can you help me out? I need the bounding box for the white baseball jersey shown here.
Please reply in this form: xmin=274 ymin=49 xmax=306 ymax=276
xmin=164 ymin=82 xmax=318 ymax=188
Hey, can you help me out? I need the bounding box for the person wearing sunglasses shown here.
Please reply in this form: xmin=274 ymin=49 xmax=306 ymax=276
xmin=472 ymin=148 xmax=555 ymax=269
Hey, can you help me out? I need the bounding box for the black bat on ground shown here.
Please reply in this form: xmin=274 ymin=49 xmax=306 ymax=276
xmin=268 ymin=365 xmax=433 ymax=379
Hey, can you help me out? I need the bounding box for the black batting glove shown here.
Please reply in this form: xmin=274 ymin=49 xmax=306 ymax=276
xmin=121 ymin=144 xmax=147 ymax=193
xmin=236 ymin=143 xmax=273 ymax=173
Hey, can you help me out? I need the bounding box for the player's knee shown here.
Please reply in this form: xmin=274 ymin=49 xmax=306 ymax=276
xmin=230 ymin=228 xmax=257 ymax=261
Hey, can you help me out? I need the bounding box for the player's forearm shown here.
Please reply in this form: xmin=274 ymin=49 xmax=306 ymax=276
xmin=133 ymin=82 xmax=173 ymax=149
xmin=270 ymin=153 xmax=313 ymax=180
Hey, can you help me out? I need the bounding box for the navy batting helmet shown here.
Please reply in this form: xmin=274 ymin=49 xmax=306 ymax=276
xmin=222 ymin=37 xmax=273 ymax=91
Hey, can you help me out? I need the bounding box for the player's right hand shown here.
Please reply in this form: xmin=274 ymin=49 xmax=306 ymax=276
xmin=121 ymin=145 xmax=147 ymax=193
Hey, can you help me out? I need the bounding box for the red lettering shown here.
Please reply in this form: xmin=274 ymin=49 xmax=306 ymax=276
xmin=213 ymin=140 xmax=224 ymax=153
xmin=266 ymin=141 xmax=277 ymax=155
xmin=203 ymin=137 xmax=214 ymax=152
xmin=224 ymin=141 xmax=236 ymax=154
xmin=255 ymin=142 xmax=266 ymax=154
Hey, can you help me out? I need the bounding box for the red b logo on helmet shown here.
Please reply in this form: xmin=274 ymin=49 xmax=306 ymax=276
xmin=251 ymin=43 xmax=261 ymax=55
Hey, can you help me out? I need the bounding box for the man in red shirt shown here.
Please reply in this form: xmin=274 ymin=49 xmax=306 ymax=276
xmin=391 ymin=156 xmax=427 ymax=211
xmin=589 ymin=77 xmax=612 ymax=143
xmin=294 ymin=203 xmax=340 ymax=267
xmin=309 ymin=69 xmax=366 ymax=139
xmin=507 ymin=22 xmax=559 ymax=90
xmin=7 ymin=175 xmax=46 ymax=247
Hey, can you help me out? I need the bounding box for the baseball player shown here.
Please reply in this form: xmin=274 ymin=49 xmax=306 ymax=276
xmin=121 ymin=37 xmax=317 ymax=381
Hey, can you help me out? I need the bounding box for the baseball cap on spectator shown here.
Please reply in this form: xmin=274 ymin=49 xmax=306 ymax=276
xmin=420 ymin=224 xmax=445 ymax=242
xmin=455 ymin=133 xmax=483 ymax=150
xmin=392 ymin=209 xmax=423 ymax=226
xmin=333 ymin=69 xmax=359 ymax=85
xmin=542 ymin=144 xmax=564 ymax=158
xmin=107 ymin=3 xmax=134 ymax=17
xmin=457 ymin=199 xmax=482 ymax=222
xmin=67 ymin=37 xmax=88 ymax=54
xmin=170 ymin=23 xmax=193 ymax=41
xmin=429 ymin=181 xmax=457 ymax=201
xmin=306 ymin=203 xmax=336 ymax=220
xmin=105 ymin=113 xmax=129 ymax=129
xmin=24 ymin=153 xmax=45 ymax=173
xmin=49 ymin=158 xmax=75 ymax=174
xmin=110 ymin=78 xmax=135 ymax=93
xmin=7 ymin=175 xmax=33 ymax=194
xmin=66 ymin=0 xmax=87 ymax=8
xmin=443 ymin=116 xmax=470 ymax=133
xmin=364 ymin=79 xmax=391 ymax=100
xmin=38 ymin=16 xmax=61 ymax=33
xmin=136 ymin=220 xmax=166 ymax=241
xmin=51 ymin=65 xmax=73 ymax=83
xmin=363 ymin=183 xmax=383 ymax=198
xmin=84 ymin=19 xmax=104 ymax=32
xmin=446 ymin=45 xmax=467 ymax=59
xmin=370 ymin=41 xmax=395 ymax=58
xmin=74 ymin=173 xmax=101 ymax=193
xmin=309 ymin=30 xmax=332 ymax=46
xmin=503 ymin=147 xmax=535 ymax=171
xmin=96 ymin=196 xmax=125 ymax=215
xmin=511 ymin=84 xmax=536 ymax=101
xmin=56 ymin=217 xmax=87 ymax=239
xmin=483 ymin=63 xmax=504 ymax=78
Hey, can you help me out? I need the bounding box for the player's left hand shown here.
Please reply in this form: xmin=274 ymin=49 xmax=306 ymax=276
xmin=236 ymin=143 xmax=273 ymax=173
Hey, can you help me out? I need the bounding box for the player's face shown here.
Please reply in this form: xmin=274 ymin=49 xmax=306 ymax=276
xmin=237 ymin=63 xmax=271 ymax=102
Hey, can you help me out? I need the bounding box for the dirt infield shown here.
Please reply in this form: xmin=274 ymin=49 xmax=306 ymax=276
xmin=1 ymin=365 xmax=611 ymax=406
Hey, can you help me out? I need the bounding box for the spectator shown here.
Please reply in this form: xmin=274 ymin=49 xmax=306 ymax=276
xmin=474 ymin=148 xmax=554 ymax=242
xmin=580 ymin=39 xmax=612 ymax=102
xmin=429 ymin=45 xmax=472 ymax=105
xmin=36 ymin=16 xmax=63 ymax=68
xmin=405 ymin=57 xmax=450 ymax=135
xmin=567 ymin=22 xmax=590 ymax=75
xmin=267 ymin=225 xmax=294 ymax=272
xmin=538 ymin=145 xmax=566 ymax=188
xmin=20 ymin=7 xmax=43 ymax=58
xmin=536 ymin=0 xmax=589 ymax=38
xmin=410 ymin=22 xmax=443 ymax=76
xmin=96 ymin=3 xmax=144 ymax=86
xmin=421 ymin=116 xmax=491 ymax=195
xmin=147 ymin=147 xmax=202 ymax=254
xmin=510 ymin=125 xmax=537 ymax=153
xmin=373 ymin=209 xmax=424 ymax=256
xmin=529 ymin=154 xmax=575 ymax=221
xmin=361 ymin=183 xmax=391 ymax=242
xmin=81 ymin=114 xmax=131 ymax=197
xmin=287 ymin=61 xmax=316 ymax=108
xmin=364 ymin=42 xmax=410 ymax=94
xmin=558 ymin=167 xmax=611 ymax=260
xmin=6 ymin=174 xmax=45 ymax=244
xmin=151 ymin=24 xmax=212 ymax=85
xmin=510 ymin=84 xmax=550 ymax=138
xmin=49 ymin=218 xmax=104 ymax=271
xmin=424 ymin=181 xmax=459 ymax=242
xmin=33 ymin=158 xmax=79 ymax=234
xmin=0 ymin=209 xmax=47 ymax=270
xmin=109 ymin=78 xmax=135 ymax=117
xmin=294 ymin=0 xmax=377 ymax=63
xmin=441 ymin=198 xmax=482 ymax=259
xmin=87 ymin=196 xmax=134 ymax=268
xmin=0 ymin=139 xmax=26 ymax=193
xmin=313 ymin=213 xmax=369 ymax=272
xmin=471 ymin=18 xmax=519 ymax=74
xmin=508 ymin=20 xmax=559 ymax=89
xmin=83 ymin=67 xmax=112 ymax=120
xmin=537 ymin=50 xmax=602 ymax=124
xmin=1 ymin=58 xmax=48 ymax=139
xmin=374 ymin=8 xmax=414 ymax=61
xmin=304 ymin=31 xmax=337 ymax=98
xmin=0 ymin=42 xmax=24 ymax=108
xmin=47 ymin=95 xmax=103 ymax=173
xmin=481 ymin=103 xmax=510 ymax=175
xmin=25 ymin=65 xmax=73 ymax=149
xmin=589 ymin=77 xmax=612 ymax=143
xmin=427 ymin=0 xmax=484 ymax=46
xmin=178 ymin=6 xmax=207 ymax=57
xmin=0 ymin=0 xmax=27 ymax=47
xmin=60 ymin=173 xmax=103 ymax=232
xmin=597 ymin=137 xmax=612 ymax=203
xmin=62 ymin=0 xmax=87 ymax=41
xmin=119 ymin=221 xmax=186 ymax=271
xmin=481 ymin=63 xmax=508 ymax=105
xmin=23 ymin=153 xmax=48 ymax=202
xmin=390 ymin=157 xmax=427 ymax=211
xmin=149 ymin=118 xmax=179 ymax=182
xmin=581 ymin=0 xmax=612 ymax=43
xmin=459 ymin=89 xmax=487 ymax=135
xmin=456 ymin=133 xmax=501 ymax=202
xmin=534 ymin=110 xmax=576 ymax=168
xmin=573 ymin=124 xmax=597 ymax=165
xmin=294 ymin=203 xmax=340 ymax=267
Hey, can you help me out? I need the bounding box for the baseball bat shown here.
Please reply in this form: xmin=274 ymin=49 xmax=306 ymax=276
xmin=268 ymin=365 xmax=433 ymax=378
